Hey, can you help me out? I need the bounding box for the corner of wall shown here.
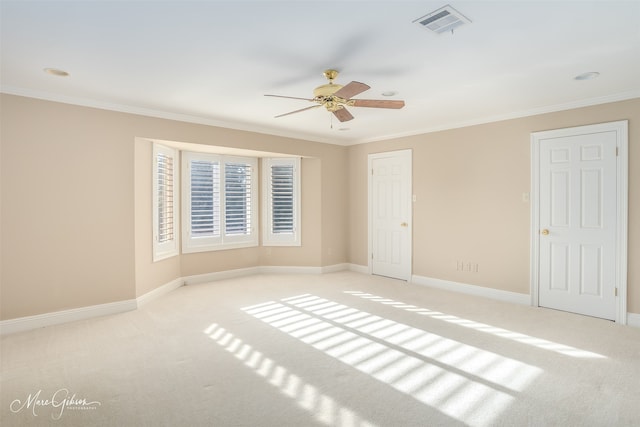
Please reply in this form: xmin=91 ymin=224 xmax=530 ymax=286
xmin=628 ymin=312 xmax=640 ymax=328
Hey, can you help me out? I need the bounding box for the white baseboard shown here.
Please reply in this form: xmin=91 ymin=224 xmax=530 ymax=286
xmin=183 ymin=264 xmax=351 ymax=285
xmin=3 ymin=268 xmax=636 ymax=336
xmin=183 ymin=267 xmax=261 ymax=285
xmin=411 ymin=275 xmax=638 ymax=328
xmin=628 ymin=313 xmax=640 ymax=328
xmin=137 ymin=277 xmax=184 ymax=307
xmin=0 ymin=299 xmax=137 ymax=335
xmin=411 ymin=274 xmax=531 ymax=306
xmin=320 ymin=263 xmax=351 ymax=274
xmin=348 ymin=263 xmax=369 ymax=274
xmin=0 ymin=263 xmax=353 ymax=335
xmin=259 ymin=265 xmax=324 ymax=275
xmin=259 ymin=264 xmax=350 ymax=275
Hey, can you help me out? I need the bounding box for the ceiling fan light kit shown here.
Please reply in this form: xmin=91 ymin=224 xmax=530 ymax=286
xmin=265 ymin=69 xmax=405 ymax=123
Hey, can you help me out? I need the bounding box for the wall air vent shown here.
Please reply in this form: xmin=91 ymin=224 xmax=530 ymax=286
xmin=413 ymin=4 xmax=471 ymax=35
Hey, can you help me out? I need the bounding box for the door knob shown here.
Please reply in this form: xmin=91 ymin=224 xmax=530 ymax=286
xmin=400 ymin=222 xmax=408 ymax=227
xmin=541 ymin=229 xmax=549 ymax=235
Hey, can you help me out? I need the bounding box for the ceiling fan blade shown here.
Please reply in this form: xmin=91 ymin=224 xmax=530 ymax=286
xmin=274 ymin=104 xmax=321 ymax=118
xmin=352 ymin=99 xmax=405 ymax=109
xmin=265 ymin=94 xmax=314 ymax=101
xmin=333 ymin=107 xmax=354 ymax=122
xmin=333 ymin=81 xmax=370 ymax=99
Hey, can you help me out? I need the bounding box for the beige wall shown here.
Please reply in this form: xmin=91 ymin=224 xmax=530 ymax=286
xmin=1 ymin=96 xmax=137 ymax=319
xmin=348 ymin=98 xmax=640 ymax=314
xmin=1 ymin=93 xmax=638 ymax=321
xmin=1 ymin=94 xmax=348 ymax=320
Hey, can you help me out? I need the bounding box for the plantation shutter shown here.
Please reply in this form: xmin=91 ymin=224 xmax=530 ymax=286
xmin=182 ymin=153 xmax=257 ymax=252
xmin=156 ymin=152 xmax=175 ymax=243
xmin=262 ymin=157 xmax=301 ymax=246
xmin=190 ymin=160 xmax=220 ymax=237
xmin=153 ymin=143 xmax=179 ymax=262
xmin=225 ymin=162 xmax=253 ymax=236
xmin=271 ymin=164 xmax=295 ymax=234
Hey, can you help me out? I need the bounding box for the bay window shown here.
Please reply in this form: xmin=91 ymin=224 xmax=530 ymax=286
xmin=182 ymin=152 xmax=258 ymax=252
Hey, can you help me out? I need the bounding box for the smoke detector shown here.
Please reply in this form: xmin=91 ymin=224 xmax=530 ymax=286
xmin=413 ymin=4 xmax=471 ymax=35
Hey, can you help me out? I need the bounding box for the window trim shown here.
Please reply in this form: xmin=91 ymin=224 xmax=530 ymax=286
xmin=262 ymin=157 xmax=301 ymax=247
xmin=152 ymin=143 xmax=180 ymax=262
xmin=181 ymin=151 xmax=222 ymax=252
xmin=182 ymin=152 xmax=258 ymax=253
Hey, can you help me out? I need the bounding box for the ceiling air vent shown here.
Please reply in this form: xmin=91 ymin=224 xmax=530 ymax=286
xmin=413 ymin=4 xmax=471 ymax=35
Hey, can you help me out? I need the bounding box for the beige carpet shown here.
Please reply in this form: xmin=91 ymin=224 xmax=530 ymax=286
xmin=2 ymin=271 xmax=640 ymax=426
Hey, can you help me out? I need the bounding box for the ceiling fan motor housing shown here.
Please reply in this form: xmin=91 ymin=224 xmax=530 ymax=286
xmin=313 ymin=83 xmax=343 ymax=98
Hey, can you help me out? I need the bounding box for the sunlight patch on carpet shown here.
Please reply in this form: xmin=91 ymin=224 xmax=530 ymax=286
xmin=344 ymin=291 xmax=607 ymax=359
xmin=242 ymin=295 xmax=543 ymax=426
xmin=204 ymin=322 xmax=377 ymax=427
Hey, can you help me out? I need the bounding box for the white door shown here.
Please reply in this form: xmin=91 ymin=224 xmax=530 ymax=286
xmin=369 ymin=150 xmax=412 ymax=281
xmin=533 ymin=122 xmax=627 ymax=321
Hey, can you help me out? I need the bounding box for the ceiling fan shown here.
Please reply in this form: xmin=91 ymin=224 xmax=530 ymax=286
xmin=265 ymin=69 xmax=405 ymax=122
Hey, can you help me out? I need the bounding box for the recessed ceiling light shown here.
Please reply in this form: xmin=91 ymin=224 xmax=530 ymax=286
xmin=382 ymin=91 xmax=397 ymax=97
xmin=43 ymin=68 xmax=70 ymax=77
xmin=574 ymin=72 xmax=600 ymax=81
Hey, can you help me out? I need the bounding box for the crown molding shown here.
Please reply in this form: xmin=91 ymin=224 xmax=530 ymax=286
xmin=356 ymin=90 xmax=640 ymax=145
xmin=3 ymin=85 xmax=638 ymax=147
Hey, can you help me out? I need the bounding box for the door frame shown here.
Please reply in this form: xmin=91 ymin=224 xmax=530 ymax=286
xmin=368 ymin=149 xmax=413 ymax=280
xmin=530 ymin=120 xmax=628 ymax=324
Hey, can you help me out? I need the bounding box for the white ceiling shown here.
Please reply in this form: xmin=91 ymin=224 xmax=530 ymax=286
xmin=2 ymin=1 xmax=639 ymax=145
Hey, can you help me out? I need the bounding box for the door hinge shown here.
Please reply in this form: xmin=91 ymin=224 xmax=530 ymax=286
xmin=371 ymin=253 xmax=374 ymax=260
xmin=615 ymin=287 xmax=618 ymax=297
xmin=371 ymin=168 xmax=374 ymax=175
xmin=616 ymin=147 xmax=619 ymax=156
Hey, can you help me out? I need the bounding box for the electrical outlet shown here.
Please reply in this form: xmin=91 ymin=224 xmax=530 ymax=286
xmin=457 ymin=260 xmax=479 ymax=272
